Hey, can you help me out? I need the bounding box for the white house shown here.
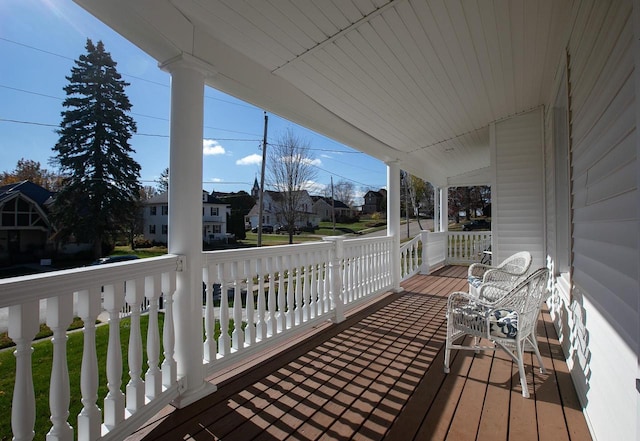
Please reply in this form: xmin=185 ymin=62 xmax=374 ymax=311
xmin=311 ymin=196 xmax=355 ymax=222
xmin=144 ymin=190 xmax=231 ymax=243
xmin=245 ymin=189 xmax=320 ymax=230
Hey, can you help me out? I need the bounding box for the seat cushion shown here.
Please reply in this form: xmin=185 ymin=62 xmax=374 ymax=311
xmin=488 ymin=309 xmax=518 ymax=339
xmin=468 ymin=276 xmax=482 ymax=288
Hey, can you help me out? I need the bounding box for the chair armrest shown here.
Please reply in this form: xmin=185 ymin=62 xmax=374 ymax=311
xmin=447 ymin=290 xmax=493 ymax=311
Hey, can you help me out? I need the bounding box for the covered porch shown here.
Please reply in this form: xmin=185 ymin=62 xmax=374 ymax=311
xmin=128 ymin=267 xmax=590 ymax=440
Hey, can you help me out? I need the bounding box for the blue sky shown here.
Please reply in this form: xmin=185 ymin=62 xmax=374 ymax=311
xmin=0 ymin=0 xmax=387 ymax=203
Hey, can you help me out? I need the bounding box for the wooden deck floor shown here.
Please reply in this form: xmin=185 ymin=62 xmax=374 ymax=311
xmin=131 ymin=266 xmax=591 ymax=441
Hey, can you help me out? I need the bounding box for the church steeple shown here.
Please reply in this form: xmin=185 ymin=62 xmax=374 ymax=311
xmin=251 ymin=176 xmax=260 ymax=199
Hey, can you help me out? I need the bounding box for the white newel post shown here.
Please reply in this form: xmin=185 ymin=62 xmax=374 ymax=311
xmin=324 ymin=236 xmax=345 ymax=323
xmin=161 ymin=54 xmax=215 ymax=406
xmin=420 ymin=230 xmax=430 ymax=275
xmin=387 ymin=161 xmax=402 ymax=291
xmin=9 ymin=301 xmax=39 ymax=441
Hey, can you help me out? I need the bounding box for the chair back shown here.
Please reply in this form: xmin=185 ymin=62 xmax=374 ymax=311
xmin=498 ymin=251 xmax=532 ymax=276
xmin=496 ymin=267 xmax=549 ymax=338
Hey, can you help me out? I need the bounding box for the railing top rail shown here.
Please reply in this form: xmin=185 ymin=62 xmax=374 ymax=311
xmin=344 ymin=235 xmax=393 ymax=246
xmin=202 ymin=240 xmax=333 ymax=264
xmin=0 ymin=254 xmax=180 ymax=308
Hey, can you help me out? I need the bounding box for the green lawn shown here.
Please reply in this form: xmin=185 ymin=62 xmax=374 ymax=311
xmin=0 ymin=313 xmax=236 ymax=440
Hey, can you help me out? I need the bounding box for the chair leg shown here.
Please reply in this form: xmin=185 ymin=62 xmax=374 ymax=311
xmin=444 ymin=337 xmax=451 ymax=373
xmin=527 ymin=334 xmax=546 ymax=374
xmin=516 ymin=342 xmax=530 ymax=398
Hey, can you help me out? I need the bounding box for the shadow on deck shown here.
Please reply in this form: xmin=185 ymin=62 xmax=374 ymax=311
xmin=129 ymin=266 xmax=591 ymax=441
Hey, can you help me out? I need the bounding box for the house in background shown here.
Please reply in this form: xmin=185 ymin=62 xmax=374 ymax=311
xmin=245 ymin=189 xmax=320 ymax=229
xmin=0 ymin=180 xmax=54 ymax=264
xmin=311 ymin=196 xmax=355 ymax=222
xmin=143 ymin=190 xmax=231 ymax=244
xmin=361 ymin=189 xmax=386 ymax=215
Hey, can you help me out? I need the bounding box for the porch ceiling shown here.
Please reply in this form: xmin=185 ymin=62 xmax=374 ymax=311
xmin=74 ymin=0 xmax=572 ymax=186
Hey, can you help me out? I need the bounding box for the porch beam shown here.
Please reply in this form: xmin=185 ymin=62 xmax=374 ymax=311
xmin=161 ymin=55 xmax=215 ymax=407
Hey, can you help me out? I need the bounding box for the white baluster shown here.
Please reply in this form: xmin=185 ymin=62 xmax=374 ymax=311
xmin=294 ymin=257 xmax=303 ymax=326
xmin=301 ymin=254 xmax=310 ymax=322
xmin=285 ymin=255 xmax=294 ymax=329
xmin=125 ymin=279 xmax=145 ymax=413
xmin=203 ymin=267 xmax=216 ymax=363
xmin=145 ymin=275 xmax=162 ymax=399
xmin=161 ymin=272 xmax=177 ymax=388
xmin=244 ymin=260 xmax=256 ymax=346
xmin=102 ymin=283 xmax=125 ymax=431
xmin=77 ymin=288 xmax=102 ymax=441
xmin=231 ymin=261 xmax=244 ymax=350
xmin=266 ymin=257 xmax=278 ymax=337
xmin=217 ymin=263 xmax=231 ymax=356
xmin=309 ymin=256 xmax=318 ymax=319
xmin=255 ymin=258 xmax=267 ymax=341
xmin=46 ymin=294 xmax=74 ymax=441
xmin=276 ymin=256 xmax=286 ymax=333
xmin=9 ymin=301 xmax=39 ymax=441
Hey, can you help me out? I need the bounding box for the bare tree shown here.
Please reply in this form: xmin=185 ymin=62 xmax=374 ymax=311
xmin=333 ymin=180 xmax=355 ymax=207
xmin=268 ymin=129 xmax=318 ymax=244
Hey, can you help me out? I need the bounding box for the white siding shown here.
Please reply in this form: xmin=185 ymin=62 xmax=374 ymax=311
xmin=492 ymin=108 xmax=545 ymax=268
xmin=547 ymin=1 xmax=638 ymax=440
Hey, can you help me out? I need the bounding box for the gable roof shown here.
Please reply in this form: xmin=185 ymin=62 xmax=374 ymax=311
xmin=311 ymin=196 xmax=350 ymax=210
xmin=0 ymin=180 xmax=54 ymax=207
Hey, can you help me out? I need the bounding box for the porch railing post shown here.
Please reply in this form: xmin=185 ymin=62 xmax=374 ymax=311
xmin=325 ymin=236 xmax=345 ymax=323
xmin=420 ymin=230 xmax=430 ymax=274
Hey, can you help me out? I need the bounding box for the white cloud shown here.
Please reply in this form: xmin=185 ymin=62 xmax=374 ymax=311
xmin=303 ymin=180 xmax=326 ymax=194
xmin=210 ymin=178 xmax=223 ymax=183
xmin=203 ymin=139 xmax=225 ymax=156
xmin=236 ymin=154 xmax=262 ymax=165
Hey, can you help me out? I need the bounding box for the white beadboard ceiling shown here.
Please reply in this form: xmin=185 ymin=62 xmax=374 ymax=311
xmin=75 ymin=0 xmax=572 ymax=186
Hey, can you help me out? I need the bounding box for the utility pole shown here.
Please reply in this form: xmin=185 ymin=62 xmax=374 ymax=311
xmin=257 ymin=111 xmax=268 ymax=247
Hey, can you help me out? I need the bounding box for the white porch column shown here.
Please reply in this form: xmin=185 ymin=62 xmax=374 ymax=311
xmin=440 ymin=186 xmax=449 ymax=232
xmin=161 ymin=55 xmax=215 ymax=407
xmin=387 ymin=161 xmax=402 ymax=291
xmin=433 ymin=186 xmax=440 ymax=232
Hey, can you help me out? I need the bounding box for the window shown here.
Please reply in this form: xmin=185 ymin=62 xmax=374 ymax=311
xmin=149 ymin=224 xmax=156 ymax=234
xmin=161 ymin=205 xmax=168 ymax=215
xmin=161 ymin=224 xmax=168 ymax=235
xmin=213 ymin=225 xmax=221 ymax=234
xmin=210 ymin=207 xmax=219 ymax=216
xmin=150 ymin=206 xmax=157 ymax=216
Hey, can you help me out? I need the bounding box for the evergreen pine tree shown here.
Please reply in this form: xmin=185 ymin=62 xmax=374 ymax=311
xmin=51 ymin=39 xmax=141 ymax=258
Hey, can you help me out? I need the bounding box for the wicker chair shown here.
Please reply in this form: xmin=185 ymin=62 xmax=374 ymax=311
xmin=468 ymin=251 xmax=532 ymax=300
xmin=444 ymin=268 xmax=549 ymax=398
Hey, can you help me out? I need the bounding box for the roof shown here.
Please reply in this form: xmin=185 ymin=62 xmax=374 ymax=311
xmin=311 ymin=196 xmax=350 ymax=210
xmin=75 ymin=0 xmax=571 ymax=186
xmin=145 ymin=191 xmax=229 ymax=206
xmin=0 ymin=180 xmax=54 ymax=207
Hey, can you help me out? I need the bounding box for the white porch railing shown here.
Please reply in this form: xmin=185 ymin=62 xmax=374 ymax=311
xmin=0 ymin=231 xmax=490 ymax=440
xmin=0 ymin=255 xmax=181 ymax=441
xmin=446 ymin=231 xmax=492 ymax=265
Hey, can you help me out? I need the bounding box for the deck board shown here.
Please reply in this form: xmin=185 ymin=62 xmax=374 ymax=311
xmin=131 ymin=266 xmax=591 ymax=441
